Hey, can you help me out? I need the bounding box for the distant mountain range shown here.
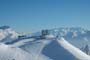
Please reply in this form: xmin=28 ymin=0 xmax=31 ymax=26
xmin=0 ymin=26 xmax=90 ymax=60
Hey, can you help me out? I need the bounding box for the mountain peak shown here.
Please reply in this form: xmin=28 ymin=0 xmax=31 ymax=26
xmin=0 ymin=26 xmax=10 ymax=30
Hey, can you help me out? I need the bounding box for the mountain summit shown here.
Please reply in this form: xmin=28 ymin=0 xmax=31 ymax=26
xmin=0 ymin=26 xmax=90 ymax=60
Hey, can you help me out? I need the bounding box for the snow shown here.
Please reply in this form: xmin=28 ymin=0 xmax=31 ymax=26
xmin=0 ymin=43 xmax=33 ymax=60
xmin=72 ymin=31 xmax=77 ymax=38
xmin=84 ymin=37 xmax=88 ymax=42
xmin=0 ymin=27 xmax=19 ymax=43
xmin=0 ymin=26 xmax=90 ymax=60
xmin=19 ymin=39 xmax=52 ymax=60
xmin=3 ymin=28 xmax=19 ymax=39
xmin=0 ymin=42 xmax=52 ymax=60
xmin=11 ymin=39 xmax=34 ymax=47
xmin=0 ymin=30 xmax=6 ymax=40
xmin=45 ymin=34 xmax=55 ymax=39
xmin=57 ymin=37 xmax=90 ymax=60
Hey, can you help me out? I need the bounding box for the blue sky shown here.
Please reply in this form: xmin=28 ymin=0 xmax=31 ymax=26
xmin=0 ymin=0 xmax=90 ymax=32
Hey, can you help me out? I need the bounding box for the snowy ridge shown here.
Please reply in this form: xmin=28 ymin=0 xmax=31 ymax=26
xmin=0 ymin=26 xmax=90 ymax=60
xmin=57 ymin=37 xmax=90 ymax=60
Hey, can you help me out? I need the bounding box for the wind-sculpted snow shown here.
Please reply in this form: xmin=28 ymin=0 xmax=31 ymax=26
xmin=19 ymin=39 xmax=52 ymax=60
xmin=0 ymin=42 xmax=53 ymax=60
xmin=0 ymin=43 xmax=33 ymax=60
xmin=57 ymin=37 xmax=90 ymax=60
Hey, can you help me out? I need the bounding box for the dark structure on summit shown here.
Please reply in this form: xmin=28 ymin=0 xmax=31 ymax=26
xmin=41 ymin=30 xmax=49 ymax=39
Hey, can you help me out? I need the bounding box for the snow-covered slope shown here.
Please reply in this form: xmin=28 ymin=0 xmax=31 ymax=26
xmin=0 ymin=42 xmax=52 ymax=60
xmin=57 ymin=37 xmax=90 ymax=60
xmin=0 ymin=26 xmax=90 ymax=60
xmin=0 ymin=43 xmax=33 ymax=60
xmin=44 ymin=27 xmax=90 ymax=48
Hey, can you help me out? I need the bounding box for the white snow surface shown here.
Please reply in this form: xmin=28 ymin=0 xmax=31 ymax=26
xmin=19 ymin=39 xmax=52 ymax=60
xmin=0 ymin=40 xmax=53 ymax=60
xmin=0 ymin=43 xmax=33 ymax=60
xmin=0 ymin=27 xmax=89 ymax=60
xmin=0 ymin=28 xmax=19 ymax=43
xmin=45 ymin=34 xmax=55 ymax=39
xmin=11 ymin=38 xmax=34 ymax=47
xmin=57 ymin=37 xmax=90 ymax=60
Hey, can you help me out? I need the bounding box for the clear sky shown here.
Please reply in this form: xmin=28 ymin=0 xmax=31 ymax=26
xmin=0 ymin=0 xmax=90 ymax=33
